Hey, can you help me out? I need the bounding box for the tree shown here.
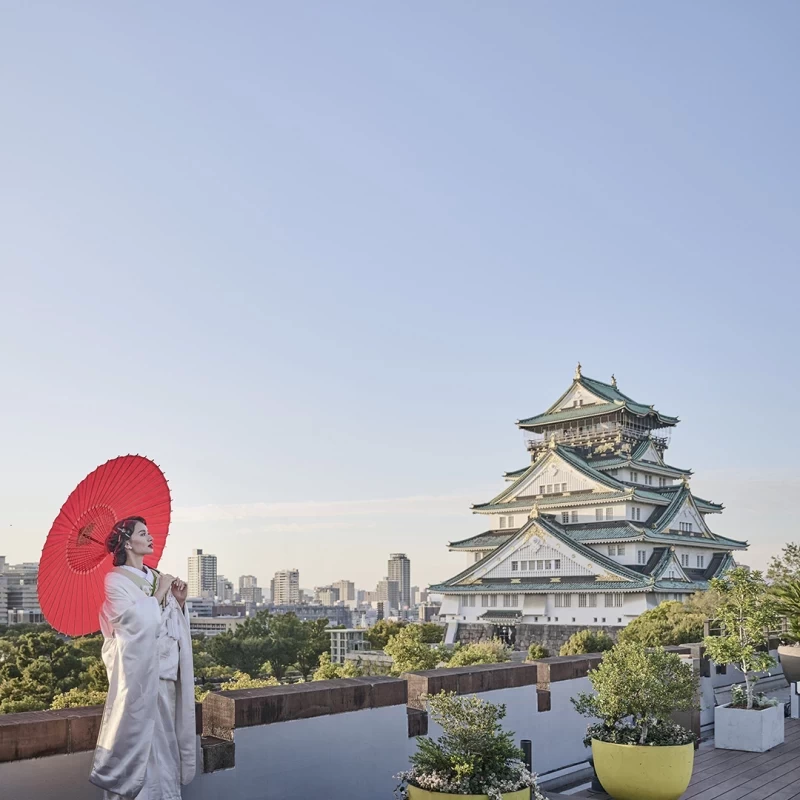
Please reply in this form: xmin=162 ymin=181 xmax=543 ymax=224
xmin=767 ymin=543 xmax=800 ymax=586
xmin=0 ymin=631 xmax=88 ymax=714
xmin=447 ymin=639 xmax=509 ymax=667
xmin=772 ymin=579 xmax=800 ymax=641
xmin=206 ymin=632 xmax=272 ymax=678
xmin=295 ymin=618 xmax=331 ymax=681
xmin=195 ymin=671 xmax=280 ymax=703
xmin=526 ymin=643 xmax=549 ymax=660
xmin=559 ymin=629 xmax=614 ymax=656
xmin=384 ymin=625 xmax=443 ymax=675
xmin=572 ymin=641 xmax=697 ymax=746
xmin=312 ymin=652 xmax=363 ymax=681
xmin=704 ymin=567 xmax=780 ymax=709
xmin=50 ymin=687 xmax=107 ymax=709
xmin=418 ymin=623 xmax=445 ymax=644
xmin=364 ymin=620 xmax=407 ymax=650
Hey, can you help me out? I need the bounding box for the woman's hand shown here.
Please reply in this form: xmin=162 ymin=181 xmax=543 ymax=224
xmin=154 ymin=573 xmax=176 ymax=604
xmin=171 ymin=578 xmax=188 ymax=609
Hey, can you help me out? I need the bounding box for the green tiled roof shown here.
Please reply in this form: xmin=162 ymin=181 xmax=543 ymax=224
xmin=448 ymin=531 xmax=516 ymax=550
xmin=432 ymin=580 xmax=651 ymax=593
xmin=503 ymin=467 xmax=529 ymax=479
xmin=518 ymin=374 xmax=679 ymax=429
xmin=563 ymin=522 xmax=746 ymax=549
xmin=479 ymin=610 xmax=522 ymax=620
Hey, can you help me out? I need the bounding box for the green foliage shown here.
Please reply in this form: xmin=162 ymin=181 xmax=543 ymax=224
xmin=447 ymin=639 xmax=509 ymax=667
xmin=396 ymin=692 xmax=542 ymax=800
xmin=767 ymin=542 xmax=800 ymax=586
xmin=195 ymin=670 xmax=279 ymax=702
xmin=704 ymin=567 xmax=779 ymax=709
xmin=730 ymin=684 xmax=778 ymax=710
xmin=771 ymin=579 xmax=800 ymax=641
xmin=294 ymin=618 xmax=331 ymax=681
xmin=312 ymin=652 xmax=363 ymax=681
xmin=619 ymin=592 xmax=721 ymax=648
xmin=364 ymin=619 xmax=407 ymax=650
xmin=50 ymin=687 xmax=108 ymax=709
xmin=559 ymin=629 xmax=614 ymax=656
xmin=526 ymin=643 xmax=549 ymax=660
xmin=572 ymin=640 xmax=697 ymax=746
xmin=0 ymin=631 xmax=92 ymax=714
xmin=70 ymin=634 xmax=104 ymax=660
xmin=384 ymin=625 xmax=444 ymax=675
xmin=418 ymin=623 xmax=445 ymax=644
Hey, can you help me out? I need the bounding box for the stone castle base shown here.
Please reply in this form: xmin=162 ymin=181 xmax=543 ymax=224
xmin=454 ymin=622 xmax=622 ymax=655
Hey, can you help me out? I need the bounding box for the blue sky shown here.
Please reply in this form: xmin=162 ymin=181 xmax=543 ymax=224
xmin=1 ymin=3 xmax=798 ymax=592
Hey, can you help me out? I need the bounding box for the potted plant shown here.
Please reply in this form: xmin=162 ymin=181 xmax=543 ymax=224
xmin=704 ymin=567 xmax=783 ymax=752
xmin=572 ymin=640 xmax=697 ymax=800
xmin=394 ymin=691 xmax=544 ymax=800
xmin=770 ymin=579 xmax=800 ymax=684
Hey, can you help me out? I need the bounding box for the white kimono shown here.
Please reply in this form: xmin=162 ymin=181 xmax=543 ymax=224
xmin=90 ymin=566 xmax=196 ymax=800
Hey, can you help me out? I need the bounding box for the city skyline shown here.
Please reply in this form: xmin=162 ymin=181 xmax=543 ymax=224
xmin=2 ymin=4 xmax=798 ymax=591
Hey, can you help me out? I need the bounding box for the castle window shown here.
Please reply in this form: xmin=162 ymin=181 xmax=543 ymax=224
xmin=539 ymin=485 xmax=545 ymax=495
xmin=503 ymin=595 xmax=516 ymax=607
xmin=562 ymin=483 xmax=568 ymax=492
xmin=589 ymin=594 xmax=597 ymax=607
xmin=545 ymin=560 xmax=552 ymax=570
xmin=571 ymin=510 xmax=578 ymax=523
xmin=562 ymin=512 xmax=570 ymax=524
xmin=536 ymin=560 xmax=544 ymax=570
xmin=681 ymin=554 xmax=689 ymax=567
xmin=555 ymin=594 xmax=571 ymax=608
xmin=606 ymin=507 xmax=613 ymax=520
xmin=697 ymin=555 xmax=705 ymax=568
xmin=596 ymin=508 xmax=603 ymax=521
xmin=659 ymin=477 xmax=667 ymax=487
xmin=520 ymin=561 xmax=528 ymax=570
xmin=507 ymin=516 xmax=514 ymax=527
xmin=608 ymin=545 xmax=616 ymax=556
xmin=638 ymin=550 xmax=646 ymax=565
xmin=604 ymin=593 xmax=614 ymax=607
xmin=554 ymin=559 xmax=561 ymax=570
xmin=617 ymin=545 xmax=626 ymax=555
xmin=546 ymin=484 xmax=552 ymax=494
xmin=499 ymin=517 xmax=506 ymax=529
xmin=481 ymin=595 xmax=490 ymax=607
xmin=679 ymin=522 xmax=693 ymax=533
xmin=578 ymin=593 xmax=587 ymax=607
xmin=511 ymin=561 xmax=519 ymax=572
xmin=630 ymin=471 xmax=639 ymax=483
xmin=644 ymin=474 xmax=653 ymax=486
xmin=615 ymin=594 xmax=623 ymax=607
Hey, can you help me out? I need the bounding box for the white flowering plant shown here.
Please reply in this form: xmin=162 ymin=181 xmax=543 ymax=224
xmin=395 ymin=692 xmax=544 ymax=799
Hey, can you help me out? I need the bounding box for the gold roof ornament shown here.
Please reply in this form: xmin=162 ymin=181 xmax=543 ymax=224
xmin=681 ymin=473 xmax=691 ymax=487
xmin=549 ymin=433 xmax=557 ymax=450
xmin=574 ymin=362 xmax=582 ymax=380
xmin=529 ymin=503 xmax=540 ymax=519
xmin=611 ymin=374 xmax=617 ymax=388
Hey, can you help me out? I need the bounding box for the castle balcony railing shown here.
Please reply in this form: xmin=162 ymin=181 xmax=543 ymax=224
xmin=525 ymin=423 xmax=669 ymax=452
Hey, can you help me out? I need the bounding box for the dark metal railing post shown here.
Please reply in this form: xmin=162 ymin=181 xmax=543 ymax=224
xmin=520 ymin=739 xmax=532 ymax=773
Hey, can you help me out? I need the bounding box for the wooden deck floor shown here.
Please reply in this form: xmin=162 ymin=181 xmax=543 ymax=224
xmin=554 ymin=718 xmax=800 ymax=800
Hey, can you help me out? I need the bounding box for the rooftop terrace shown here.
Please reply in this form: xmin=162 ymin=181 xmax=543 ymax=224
xmin=0 ymin=646 xmax=791 ymax=800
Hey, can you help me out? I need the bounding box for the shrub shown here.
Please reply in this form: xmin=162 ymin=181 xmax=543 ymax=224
xmin=394 ymin=692 xmax=544 ymax=800
xmin=526 ymin=643 xmax=549 ymax=660
xmin=572 ymin=640 xmax=697 ymax=746
xmin=312 ymin=652 xmax=363 ymax=681
xmin=50 ymin=688 xmax=107 ymax=709
xmin=559 ymin=629 xmax=614 ymax=656
xmin=447 ymin=639 xmax=510 ymax=667
xmin=384 ymin=625 xmax=444 ymax=675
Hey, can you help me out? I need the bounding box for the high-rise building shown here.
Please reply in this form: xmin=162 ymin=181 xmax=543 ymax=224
xmin=1 ymin=561 xmax=43 ymax=624
xmin=271 ymin=569 xmax=300 ymax=605
xmin=388 ymin=553 xmax=411 ymax=608
xmin=410 ymin=585 xmax=420 ymax=606
xmin=188 ymin=549 xmax=217 ymax=599
xmin=238 ymin=575 xmax=263 ymax=605
xmin=433 ymin=365 xmax=746 ymax=639
xmin=314 ymin=586 xmax=340 ymax=605
xmin=376 ymin=577 xmax=400 ymax=612
xmin=216 ymin=576 xmax=234 ymax=603
xmin=332 ymin=580 xmax=356 ymax=604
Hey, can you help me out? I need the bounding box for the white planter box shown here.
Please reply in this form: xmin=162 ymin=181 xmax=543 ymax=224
xmin=714 ymin=702 xmax=784 ymax=752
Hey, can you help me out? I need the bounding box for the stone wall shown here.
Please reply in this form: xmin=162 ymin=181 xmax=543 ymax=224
xmin=454 ymin=622 xmax=622 ymax=655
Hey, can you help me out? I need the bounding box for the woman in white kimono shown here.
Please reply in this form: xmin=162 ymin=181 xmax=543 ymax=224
xmin=90 ymin=516 xmax=196 ymax=800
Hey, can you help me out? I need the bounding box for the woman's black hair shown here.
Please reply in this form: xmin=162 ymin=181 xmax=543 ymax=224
xmin=105 ymin=516 xmax=147 ymax=567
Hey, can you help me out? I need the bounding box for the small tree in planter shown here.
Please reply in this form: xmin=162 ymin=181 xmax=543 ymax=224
xmin=571 ymin=641 xmax=697 ymax=800
xmin=703 ymin=568 xmax=779 ymax=709
xmin=395 ymin=692 xmax=544 ymax=800
xmin=704 ymin=567 xmax=783 ymax=752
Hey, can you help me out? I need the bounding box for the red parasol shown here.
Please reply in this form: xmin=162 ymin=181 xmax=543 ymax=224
xmin=38 ymin=455 xmax=171 ymax=636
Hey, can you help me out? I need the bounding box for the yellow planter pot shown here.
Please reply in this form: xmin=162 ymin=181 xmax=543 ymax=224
xmin=591 ymin=739 xmax=694 ymax=800
xmin=407 ymin=786 xmax=530 ymax=800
